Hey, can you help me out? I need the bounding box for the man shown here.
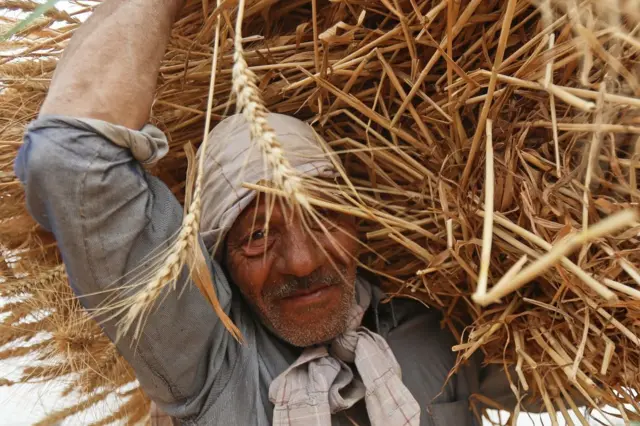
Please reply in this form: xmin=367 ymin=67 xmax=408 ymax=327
xmin=15 ymin=1 xmax=515 ymax=425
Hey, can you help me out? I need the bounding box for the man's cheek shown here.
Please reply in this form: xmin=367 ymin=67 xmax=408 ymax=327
xmin=327 ymin=233 xmax=357 ymax=263
xmin=242 ymin=259 xmax=272 ymax=297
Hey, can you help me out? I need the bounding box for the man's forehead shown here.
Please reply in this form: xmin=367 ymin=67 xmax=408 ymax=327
xmin=236 ymin=187 xmax=339 ymax=224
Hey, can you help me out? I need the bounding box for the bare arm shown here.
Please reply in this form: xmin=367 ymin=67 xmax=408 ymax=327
xmin=40 ymin=0 xmax=184 ymax=129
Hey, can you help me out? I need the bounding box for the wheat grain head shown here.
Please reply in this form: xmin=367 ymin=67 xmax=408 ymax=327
xmin=231 ymin=0 xmax=310 ymax=210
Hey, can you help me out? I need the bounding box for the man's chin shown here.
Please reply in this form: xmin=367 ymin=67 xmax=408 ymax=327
xmin=276 ymin=318 xmax=349 ymax=347
xmin=268 ymin=286 xmax=351 ymax=346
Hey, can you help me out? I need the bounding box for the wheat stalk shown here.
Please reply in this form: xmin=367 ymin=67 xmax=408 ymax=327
xmin=231 ymin=0 xmax=309 ymax=209
xmin=473 ymin=209 xmax=638 ymax=306
xmin=116 ymin=212 xmax=194 ymax=339
xmin=472 ymin=119 xmax=494 ymax=302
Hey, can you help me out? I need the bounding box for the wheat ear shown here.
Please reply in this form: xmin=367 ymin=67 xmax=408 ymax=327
xmin=231 ymin=0 xmax=309 ymax=209
xmin=1 ymin=264 xmax=66 ymax=298
xmin=116 ymin=3 xmax=241 ymax=342
xmin=117 ymin=210 xmax=197 ymax=339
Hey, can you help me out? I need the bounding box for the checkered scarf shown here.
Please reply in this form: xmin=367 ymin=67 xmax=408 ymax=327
xmin=268 ymin=279 xmax=421 ymax=426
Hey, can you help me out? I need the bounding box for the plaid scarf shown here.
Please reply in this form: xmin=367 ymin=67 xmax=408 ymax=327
xmin=268 ymin=279 xmax=421 ymax=426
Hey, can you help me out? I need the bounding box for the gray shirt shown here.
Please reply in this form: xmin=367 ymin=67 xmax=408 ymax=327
xmin=15 ymin=117 xmax=515 ymax=426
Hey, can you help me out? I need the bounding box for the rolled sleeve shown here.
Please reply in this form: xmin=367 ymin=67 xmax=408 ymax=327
xmin=15 ymin=116 xmax=233 ymax=418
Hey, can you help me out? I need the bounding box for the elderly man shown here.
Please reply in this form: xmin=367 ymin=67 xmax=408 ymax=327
xmin=15 ymin=1 xmax=515 ymax=425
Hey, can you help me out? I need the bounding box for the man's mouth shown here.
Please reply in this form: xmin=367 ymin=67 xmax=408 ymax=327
xmin=266 ymin=269 xmax=348 ymax=308
xmin=282 ymin=282 xmax=333 ymax=300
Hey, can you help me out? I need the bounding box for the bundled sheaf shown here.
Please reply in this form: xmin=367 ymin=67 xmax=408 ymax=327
xmin=1 ymin=0 xmax=639 ymax=424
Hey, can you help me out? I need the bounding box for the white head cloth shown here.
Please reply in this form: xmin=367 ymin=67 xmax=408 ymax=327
xmin=198 ymin=113 xmax=336 ymax=250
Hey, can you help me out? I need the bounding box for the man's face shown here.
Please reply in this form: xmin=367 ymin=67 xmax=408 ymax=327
xmin=225 ymin=196 xmax=358 ymax=347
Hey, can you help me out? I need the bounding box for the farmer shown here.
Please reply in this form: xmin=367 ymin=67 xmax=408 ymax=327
xmin=15 ymin=1 xmax=516 ymax=425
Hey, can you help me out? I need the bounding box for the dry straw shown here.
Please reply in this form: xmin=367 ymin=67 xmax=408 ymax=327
xmin=1 ymin=0 xmax=640 ymax=424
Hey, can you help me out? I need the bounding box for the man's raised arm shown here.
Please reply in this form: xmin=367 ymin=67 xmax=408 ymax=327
xmin=41 ymin=0 xmax=183 ymax=127
xmin=15 ymin=0 xmax=237 ymax=419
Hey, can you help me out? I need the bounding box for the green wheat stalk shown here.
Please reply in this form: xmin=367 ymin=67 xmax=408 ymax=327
xmin=1 ymin=0 xmax=62 ymax=41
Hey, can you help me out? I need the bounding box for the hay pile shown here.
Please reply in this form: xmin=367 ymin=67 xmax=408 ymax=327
xmin=1 ymin=0 xmax=640 ymax=424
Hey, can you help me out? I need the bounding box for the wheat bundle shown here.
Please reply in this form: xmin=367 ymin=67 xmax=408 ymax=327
xmin=1 ymin=0 xmax=640 ymax=424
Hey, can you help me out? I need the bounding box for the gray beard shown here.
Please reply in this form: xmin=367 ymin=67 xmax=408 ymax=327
xmin=252 ymin=266 xmax=356 ymax=347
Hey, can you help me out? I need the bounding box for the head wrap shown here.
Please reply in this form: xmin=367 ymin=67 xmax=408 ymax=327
xmin=197 ymin=113 xmax=337 ymax=250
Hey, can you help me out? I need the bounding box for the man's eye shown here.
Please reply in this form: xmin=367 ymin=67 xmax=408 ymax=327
xmin=241 ymin=228 xmax=273 ymax=256
xmin=250 ymin=229 xmax=266 ymax=241
xmin=315 ymin=209 xmax=333 ymax=219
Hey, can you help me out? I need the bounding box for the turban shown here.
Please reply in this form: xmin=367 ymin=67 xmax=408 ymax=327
xmin=197 ymin=113 xmax=337 ymax=250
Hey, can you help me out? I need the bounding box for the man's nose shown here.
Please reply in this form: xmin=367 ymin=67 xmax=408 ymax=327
xmin=278 ymin=217 xmax=324 ymax=277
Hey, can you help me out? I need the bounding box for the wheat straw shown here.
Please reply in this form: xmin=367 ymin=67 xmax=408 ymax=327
xmin=472 ymin=120 xmax=494 ymax=302
xmin=474 ymin=209 xmax=636 ymax=306
xmin=2 ymin=0 xmax=640 ymax=423
xmin=114 ymin=1 xmax=240 ymax=341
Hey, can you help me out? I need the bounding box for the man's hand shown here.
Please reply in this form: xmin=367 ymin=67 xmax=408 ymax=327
xmin=41 ymin=0 xmax=185 ymax=129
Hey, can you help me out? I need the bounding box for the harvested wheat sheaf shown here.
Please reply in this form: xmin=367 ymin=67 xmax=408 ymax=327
xmin=1 ymin=0 xmax=640 ymax=424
